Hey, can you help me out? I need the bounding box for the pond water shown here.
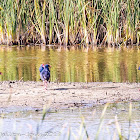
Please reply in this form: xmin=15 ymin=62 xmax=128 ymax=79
xmin=0 ymin=45 xmax=140 ymax=82
xmin=0 ymin=102 xmax=139 ymax=140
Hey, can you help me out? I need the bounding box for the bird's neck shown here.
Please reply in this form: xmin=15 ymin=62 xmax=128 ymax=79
xmin=44 ymin=68 xmax=49 ymax=71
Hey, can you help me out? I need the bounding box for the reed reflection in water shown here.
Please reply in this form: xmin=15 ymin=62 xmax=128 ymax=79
xmin=0 ymin=46 xmax=140 ymax=83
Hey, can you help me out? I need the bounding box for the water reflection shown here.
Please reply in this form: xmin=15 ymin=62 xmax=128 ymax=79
xmin=0 ymin=46 xmax=140 ymax=82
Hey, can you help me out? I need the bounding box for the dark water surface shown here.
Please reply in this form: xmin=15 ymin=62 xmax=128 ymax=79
xmin=0 ymin=102 xmax=139 ymax=140
xmin=0 ymin=46 xmax=140 ymax=82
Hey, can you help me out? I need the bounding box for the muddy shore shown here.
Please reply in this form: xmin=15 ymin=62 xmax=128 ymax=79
xmin=0 ymin=81 xmax=140 ymax=111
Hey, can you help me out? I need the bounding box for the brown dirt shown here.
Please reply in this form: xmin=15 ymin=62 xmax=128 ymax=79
xmin=0 ymin=81 xmax=140 ymax=110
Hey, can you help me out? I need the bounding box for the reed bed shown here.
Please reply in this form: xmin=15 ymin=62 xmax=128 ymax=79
xmin=0 ymin=0 xmax=139 ymax=46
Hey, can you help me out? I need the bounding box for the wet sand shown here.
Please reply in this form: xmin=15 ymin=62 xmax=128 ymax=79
xmin=0 ymin=81 xmax=140 ymax=110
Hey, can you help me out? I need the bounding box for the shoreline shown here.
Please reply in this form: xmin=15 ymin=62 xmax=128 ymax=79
xmin=0 ymin=81 xmax=140 ymax=112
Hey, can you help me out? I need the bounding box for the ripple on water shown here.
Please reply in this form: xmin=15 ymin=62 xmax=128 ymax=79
xmin=0 ymin=102 xmax=139 ymax=140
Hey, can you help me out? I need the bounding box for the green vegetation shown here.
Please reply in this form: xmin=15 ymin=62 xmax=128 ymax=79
xmin=0 ymin=0 xmax=139 ymax=46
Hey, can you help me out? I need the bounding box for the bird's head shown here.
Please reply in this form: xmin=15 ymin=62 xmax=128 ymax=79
xmin=44 ymin=64 xmax=51 ymax=71
xmin=42 ymin=64 xmax=45 ymax=68
xmin=45 ymin=64 xmax=51 ymax=68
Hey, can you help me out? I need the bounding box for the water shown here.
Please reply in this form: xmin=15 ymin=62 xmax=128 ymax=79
xmin=0 ymin=102 xmax=139 ymax=140
xmin=0 ymin=46 xmax=140 ymax=82
xmin=0 ymin=46 xmax=140 ymax=139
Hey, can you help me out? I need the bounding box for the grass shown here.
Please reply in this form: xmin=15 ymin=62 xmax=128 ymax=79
xmin=0 ymin=0 xmax=139 ymax=46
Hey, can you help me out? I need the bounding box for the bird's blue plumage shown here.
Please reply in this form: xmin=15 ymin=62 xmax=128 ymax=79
xmin=39 ymin=64 xmax=50 ymax=81
xmin=39 ymin=64 xmax=44 ymax=72
xmin=138 ymin=66 xmax=140 ymax=70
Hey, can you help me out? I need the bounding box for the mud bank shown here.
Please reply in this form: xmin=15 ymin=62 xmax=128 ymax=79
xmin=0 ymin=81 xmax=140 ymax=111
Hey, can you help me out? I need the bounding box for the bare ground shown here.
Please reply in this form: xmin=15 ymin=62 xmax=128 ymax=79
xmin=0 ymin=81 xmax=140 ymax=110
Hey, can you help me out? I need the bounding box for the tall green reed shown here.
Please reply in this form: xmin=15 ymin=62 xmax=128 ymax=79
xmin=125 ymin=0 xmax=139 ymax=44
xmin=101 ymin=0 xmax=120 ymax=46
xmin=33 ymin=0 xmax=46 ymax=44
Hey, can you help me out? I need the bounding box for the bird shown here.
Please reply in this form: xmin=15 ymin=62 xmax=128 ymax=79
xmin=39 ymin=64 xmax=45 ymax=73
xmin=0 ymin=72 xmax=2 ymax=75
xmin=138 ymin=66 xmax=140 ymax=70
xmin=39 ymin=64 xmax=51 ymax=89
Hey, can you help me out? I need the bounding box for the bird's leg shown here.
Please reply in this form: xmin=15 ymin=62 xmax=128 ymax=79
xmin=43 ymin=80 xmax=46 ymax=86
xmin=43 ymin=81 xmax=46 ymax=88
xmin=44 ymin=80 xmax=48 ymax=90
